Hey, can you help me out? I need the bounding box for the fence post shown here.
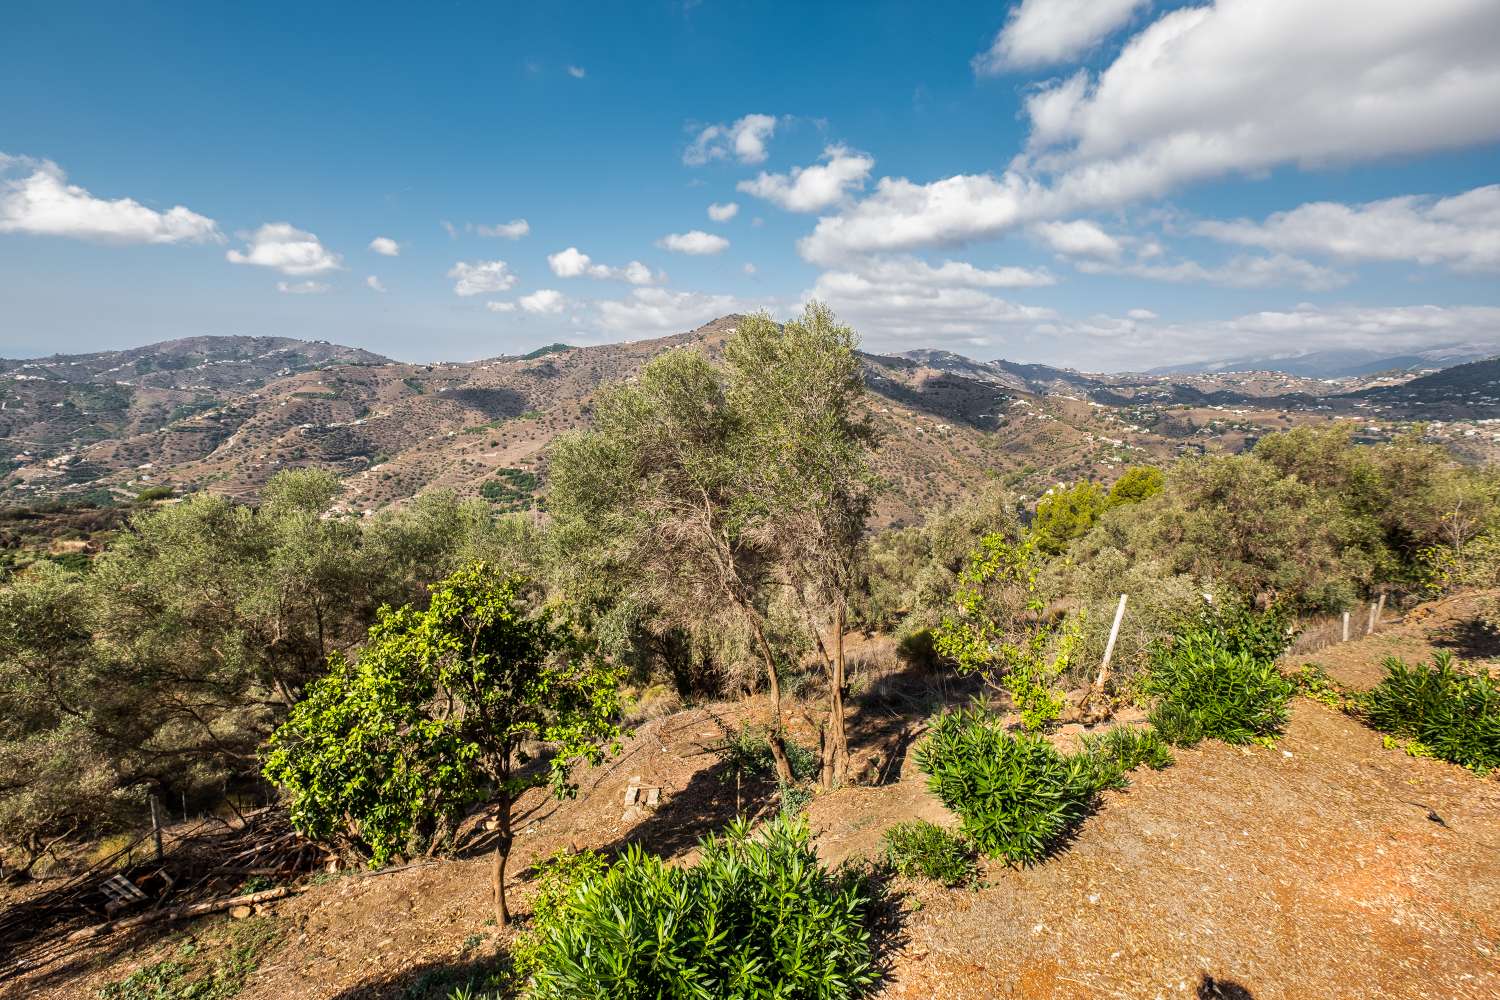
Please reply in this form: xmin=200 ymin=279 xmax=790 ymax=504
xmin=1342 ymin=612 xmax=1350 ymax=642
xmin=149 ymin=794 xmax=164 ymax=861
xmin=1095 ymin=593 xmax=1128 ymax=692
xmin=1367 ymin=601 xmax=1377 ymax=635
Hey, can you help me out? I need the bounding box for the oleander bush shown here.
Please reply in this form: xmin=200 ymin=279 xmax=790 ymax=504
xmin=1144 ymin=619 xmax=1295 ymax=747
xmin=525 ymin=815 xmax=875 ymax=1000
xmin=881 ymin=820 xmax=978 ymax=888
xmin=1079 ymin=724 xmax=1174 ymax=787
xmin=1358 ymin=652 xmax=1500 ymax=773
xmin=914 ymin=706 xmax=1101 ymax=865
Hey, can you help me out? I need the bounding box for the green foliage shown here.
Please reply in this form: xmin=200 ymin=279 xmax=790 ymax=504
xmin=98 ymin=916 xmax=281 ymax=1000
xmin=525 ymin=814 xmax=875 ymax=1000
xmin=1357 ymin=653 xmax=1500 ymax=772
xmin=263 ymin=562 xmax=619 ymax=866
xmin=914 ymin=706 xmax=1102 ymax=864
xmin=1143 ymin=617 xmax=1295 ymax=747
xmin=710 ymin=724 xmax=818 ymax=787
xmin=1105 ymin=466 xmax=1164 ymax=508
xmin=933 ymin=533 xmax=1079 ymax=730
xmin=134 ymin=485 xmax=175 ymax=503
xmin=1078 ymin=725 xmax=1174 ymax=787
xmin=478 ymin=468 xmax=542 ymax=511
xmin=881 ymin=820 xmax=978 ymax=888
xmin=1031 ymin=481 xmax=1105 ymax=555
xmin=512 ymin=848 xmax=611 ymax=979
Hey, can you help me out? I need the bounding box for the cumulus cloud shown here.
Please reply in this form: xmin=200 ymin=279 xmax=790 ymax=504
xmin=683 ymin=114 xmax=778 ymax=166
xmin=1075 ymin=252 xmax=1350 ymax=291
xmin=368 ymin=236 xmax=400 ymax=256
xmin=657 ymin=230 xmax=730 ymax=255
xmin=448 ymin=259 xmax=517 ymax=296
xmin=566 ymin=65 xmax=586 ymax=79
xmin=1127 ymin=308 xmax=1158 ymax=320
xmin=1021 ymin=0 xmax=1500 ymax=205
xmin=486 ymin=300 xmax=517 ymax=313
xmin=519 ymin=288 xmax=567 ymax=314
xmin=707 ymin=201 xmax=739 ymax=222
xmin=974 ymin=0 xmax=1149 ymax=73
xmin=841 ymin=255 xmax=1056 ymax=290
xmin=1197 ymin=185 xmax=1500 ymax=273
xmin=0 ymin=154 xmax=221 ymax=245
xmin=803 ymin=2 xmax=1500 ymax=263
xmin=738 ymin=145 xmax=875 ymax=213
xmin=596 ymin=287 xmax=765 ymax=337
xmin=806 ymin=270 xmax=1057 ymax=350
xmin=474 ymin=219 xmax=530 ymax=239
xmin=546 ymin=246 xmax=662 ymax=284
xmin=1031 ymin=219 xmax=1124 ymax=260
xmin=276 ymin=280 xmax=330 ymax=294
xmin=365 ymin=275 xmax=386 ymax=292
xmin=227 ymin=223 xmax=343 ymax=275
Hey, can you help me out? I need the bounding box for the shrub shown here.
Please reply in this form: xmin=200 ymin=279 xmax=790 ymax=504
xmin=513 ymin=848 xmax=610 ymax=979
xmin=914 ymin=706 xmax=1100 ymax=864
xmin=1358 ymin=653 xmax=1500 ymax=772
xmin=1144 ymin=619 xmax=1295 ymax=747
xmin=525 ymin=815 xmax=875 ymax=1000
xmin=881 ymin=820 xmax=977 ymax=887
xmin=1079 ymin=725 xmax=1174 ymax=787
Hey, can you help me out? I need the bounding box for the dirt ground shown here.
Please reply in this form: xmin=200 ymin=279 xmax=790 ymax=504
xmin=6 ymin=595 xmax=1499 ymax=1000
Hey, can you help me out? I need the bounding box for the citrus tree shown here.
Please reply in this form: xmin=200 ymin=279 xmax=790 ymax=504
xmin=264 ymin=562 xmax=618 ymax=924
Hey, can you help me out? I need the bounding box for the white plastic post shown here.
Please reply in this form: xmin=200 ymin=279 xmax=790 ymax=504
xmin=1342 ymin=612 xmax=1350 ymax=642
xmin=1095 ymin=593 xmax=1128 ymax=691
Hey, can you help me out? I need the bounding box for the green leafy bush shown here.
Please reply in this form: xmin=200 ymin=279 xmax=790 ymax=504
xmin=1144 ymin=617 xmax=1295 ymax=747
xmin=1358 ymin=653 xmax=1500 ymax=772
xmin=881 ymin=820 xmax=977 ymax=887
xmin=513 ymin=848 xmax=611 ymax=979
xmin=1079 ymin=725 xmax=1174 ymax=787
xmin=914 ymin=706 xmax=1100 ymax=864
xmin=525 ymin=815 xmax=875 ymax=1000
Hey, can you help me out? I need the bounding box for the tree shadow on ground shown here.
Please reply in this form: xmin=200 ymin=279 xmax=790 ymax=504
xmin=592 ymin=757 xmax=782 ymax=861
xmin=324 ymin=951 xmax=515 ymax=999
xmin=843 ymin=649 xmax=983 ymax=786
xmin=443 ymin=386 xmax=529 ymax=420
xmin=1197 ymin=972 xmax=1255 ymax=998
xmin=1431 ymin=618 xmax=1500 ymax=660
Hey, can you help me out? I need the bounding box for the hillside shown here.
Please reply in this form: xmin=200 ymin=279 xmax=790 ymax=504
xmin=5 ymin=323 xmax=1497 ymax=522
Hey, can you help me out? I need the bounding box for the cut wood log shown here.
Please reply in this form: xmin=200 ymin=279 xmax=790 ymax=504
xmin=65 ymin=886 xmax=297 ymax=942
xmin=1094 ymin=593 xmax=1128 ymax=692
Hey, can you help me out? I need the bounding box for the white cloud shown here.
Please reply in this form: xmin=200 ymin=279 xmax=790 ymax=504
xmin=276 ymin=280 xmax=330 ymax=295
xmin=448 ymin=259 xmax=517 ymax=296
xmin=519 ymin=289 xmax=567 ymax=314
xmin=657 ymin=230 xmax=730 ymax=255
xmin=368 ymin=236 xmax=400 ymax=256
xmin=842 ymin=255 xmax=1056 ymax=290
xmin=442 ymin=220 xmax=459 ymax=239
xmin=365 ymin=275 xmax=386 ymax=292
xmin=743 ymin=262 xmax=757 ymax=276
xmin=1197 ymin=185 xmax=1500 ymax=273
xmin=596 ymin=287 xmax=764 ymax=337
xmin=1075 ymin=252 xmax=1350 ymax=291
xmin=474 ymin=219 xmax=530 ymax=239
xmin=1022 ymin=0 xmax=1500 ymax=206
xmin=738 ymin=145 xmax=874 ymax=213
xmin=566 ymin=65 xmax=586 ymax=79
xmin=486 ymin=300 xmax=517 ymax=313
xmin=804 ymin=2 xmax=1500 ymax=264
xmin=806 ymin=270 xmax=1056 ymax=349
xmin=1048 ymin=303 xmax=1500 ymax=371
xmin=974 ymin=0 xmax=1149 ymax=72
xmin=228 ymin=223 xmax=343 ymax=275
xmin=707 ymin=201 xmax=739 ymax=222
xmin=683 ymin=113 xmax=778 ymax=166
xmin=1127 ymin=308 xmax=1158 ymax=320
xmin=0 ymin=154 xmax=221 ymax=245
xmin=798 ymin=173 xmax=1050 ymax=264
xmin=546 ymin=246 xmax=661 ymax=284
xmin=1031 ymin=219 xmax=1124 ymax=260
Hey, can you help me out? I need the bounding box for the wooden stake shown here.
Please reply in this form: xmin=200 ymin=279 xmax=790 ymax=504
xmin=1095 ymin=593 xmax=1128 ymax=691
xmin=1367 ymin=601 xmax=1377 ymax=635
xmin=1376 ymin=592 xmax=1387 ymax=623
xmin=1342 ymin=612 xmax=1350 ymax=642
xmin=149 ymin=795 xmax=163 ymax=861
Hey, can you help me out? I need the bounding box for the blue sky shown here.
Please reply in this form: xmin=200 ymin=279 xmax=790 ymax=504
xmin=2 ymin=0 xmax=1498 ymax=370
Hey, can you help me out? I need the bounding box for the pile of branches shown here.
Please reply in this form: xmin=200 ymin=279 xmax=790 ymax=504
xmin=0 ymin=806 xmax=324 ymax=981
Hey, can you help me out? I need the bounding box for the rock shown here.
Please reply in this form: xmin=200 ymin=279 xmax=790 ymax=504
xmin=229 ymin=905 xmax=253 ymax=919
